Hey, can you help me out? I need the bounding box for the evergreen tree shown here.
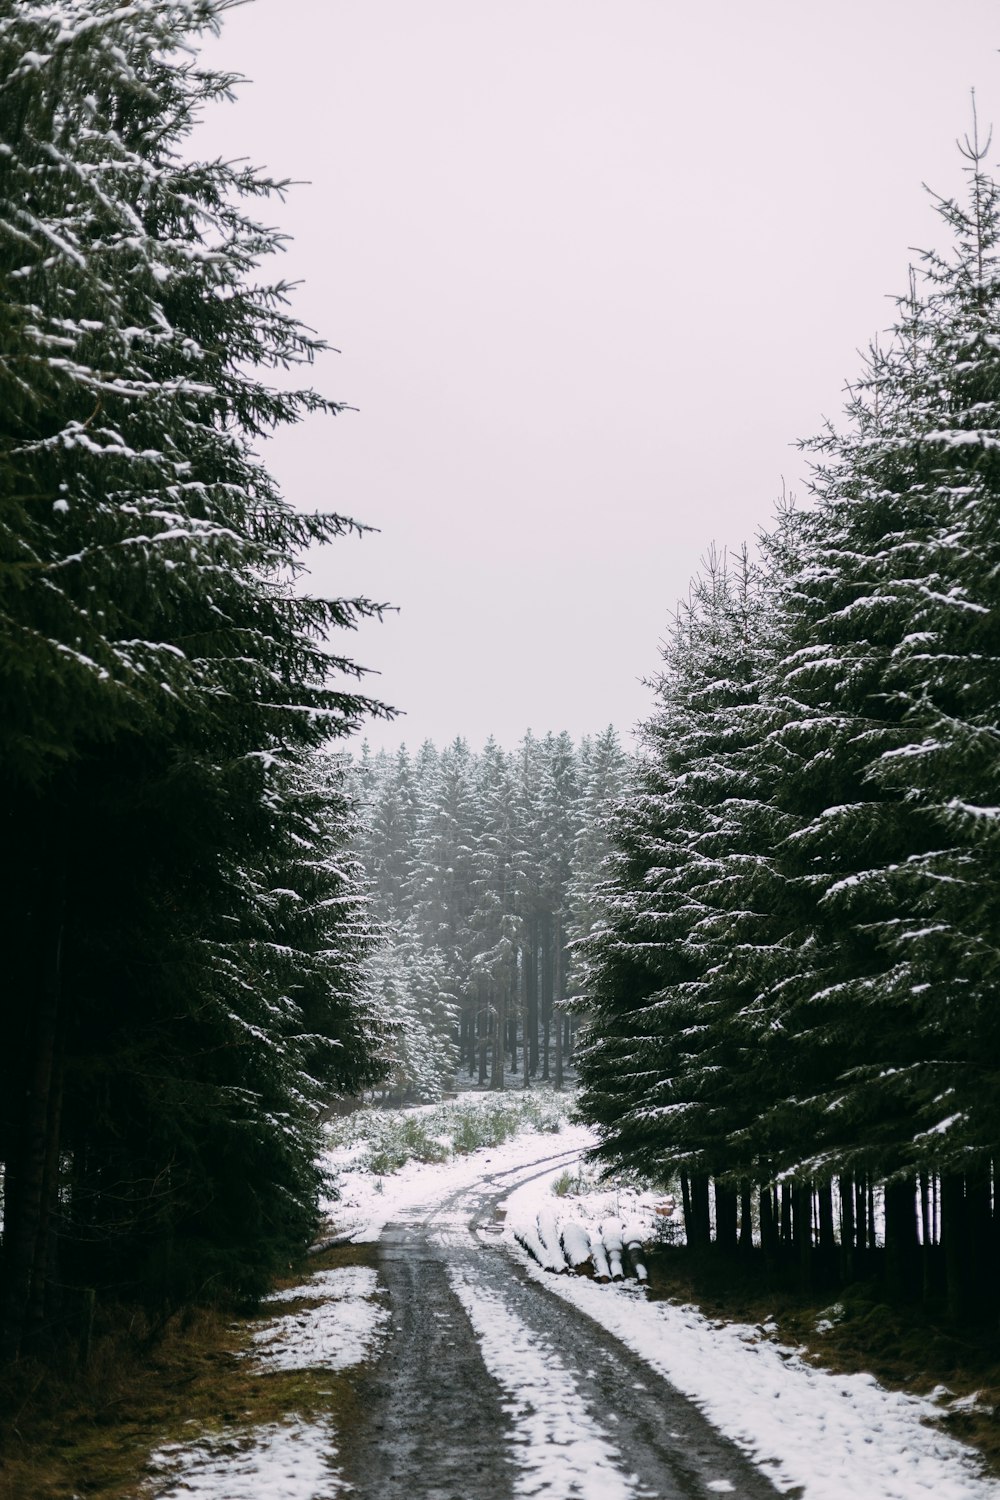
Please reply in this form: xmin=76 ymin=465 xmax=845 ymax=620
xmin=575 ymin=548 xmax=795 ymax=1248
xmin=0 ymin=0 xmax=389 ymax=1357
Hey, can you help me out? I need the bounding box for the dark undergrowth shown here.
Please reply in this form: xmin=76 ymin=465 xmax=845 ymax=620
xmin=644 ymin=1246 xmax=1000 ymax=1476
xmin=0 ymin=1243 xmax=377 ymax=1500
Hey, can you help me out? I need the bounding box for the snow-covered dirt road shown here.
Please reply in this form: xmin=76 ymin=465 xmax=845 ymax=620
xmin=147 ymin=1118 xmax=997 ymax=1500
xmin=341 ymin=1146 xmax=778 ymax=1500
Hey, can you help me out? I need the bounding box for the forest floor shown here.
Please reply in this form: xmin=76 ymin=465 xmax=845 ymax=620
xmin=1 ymin=1090 xmax=997 ymax=1500
xmin=641 ymin=1251 xmax=1000 ymax=1480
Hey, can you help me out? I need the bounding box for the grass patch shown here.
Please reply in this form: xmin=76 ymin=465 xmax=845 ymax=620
xmin=326 ymin=1086 xmax=571 ymax=1178
xmin=0 ymin=1242 xmax=379 ymax=1500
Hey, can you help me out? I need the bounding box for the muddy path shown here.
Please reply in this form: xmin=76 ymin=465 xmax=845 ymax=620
xmin=342 ymin=1151 xmax=781 ymax=1500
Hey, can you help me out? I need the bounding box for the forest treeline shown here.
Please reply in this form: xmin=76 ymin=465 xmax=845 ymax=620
xmin=576 ymin=127 xmax=1000 ymax=1320
xmin=348 ymin=729 xmax=628 ymax=1100
xmin=5 ymin=0 xmax=999 ymax=1383
xmin=0 ymin=0 xmax=391 ymax=1363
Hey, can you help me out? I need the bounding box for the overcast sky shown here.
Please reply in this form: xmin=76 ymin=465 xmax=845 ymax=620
xmin=194 ymin=1 xmax=1000 ymax=753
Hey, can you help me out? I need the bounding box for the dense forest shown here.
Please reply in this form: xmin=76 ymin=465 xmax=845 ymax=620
xmin=5 ymin=0 xmax=1000 ymax=1393
xmin=348 ymin=729 xmax=628 ymax=1099
xmin=576 ymin=123 xmax=1000 ymax=1320
xmin=0 ymin=0 xmax=391 ymax=1362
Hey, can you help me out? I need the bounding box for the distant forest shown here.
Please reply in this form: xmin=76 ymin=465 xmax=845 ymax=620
xmin=348 ymin=729 xmax=628 ymax=1100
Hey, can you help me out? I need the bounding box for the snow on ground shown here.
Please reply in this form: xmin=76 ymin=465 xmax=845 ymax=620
xmin=320 ymin=1116 xmax=593 ymax=1242
xmin=252 ymin=1266 xmax=389 ymax=1373
xmin=147 ymin=1419 xmax=345 ymax=1500
xmin=146 ymin=1104 xmax=997 ymax=1500
xmin=501 ymin=1165 xmax=998 ymax=1500
xmin=145 ymin=1268 xmax=389 ymax=1497
xmin=447 ymin=1264 xmax=646 ymax=1500
xmin=145 ymin=1109 xmax=587 ymax=1500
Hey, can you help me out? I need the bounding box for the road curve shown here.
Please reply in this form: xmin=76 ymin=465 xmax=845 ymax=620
xmin=341 ymin=1150 xmax=782 ymax=1500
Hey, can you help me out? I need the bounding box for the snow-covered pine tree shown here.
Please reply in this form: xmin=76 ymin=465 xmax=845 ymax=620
xmin=406 ymin=738 xmax=481 ymax=1073
xmin=0 ymin=0 xmax=389 ymax=1357
xmin=366 ymin=930 xmax=459 ymax=1103
xmin=575 ymin=544 xmax=797 ymax=1250
xmin=357 ymin=745 xmax=420 ymax=924
xmin=468 ymin=738 xmax=526 ymax=1088
xmin=762 ymin=119 xmax=1000 ymax=1308
xmin=565 ymin=725 xmax=629 ymax=1011
xmin=533 ymin=731 xmax=580 ymax=1083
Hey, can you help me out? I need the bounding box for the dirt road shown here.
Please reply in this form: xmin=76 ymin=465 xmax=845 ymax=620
xmin=342 ymin=1151 xmax=782 ymax=1500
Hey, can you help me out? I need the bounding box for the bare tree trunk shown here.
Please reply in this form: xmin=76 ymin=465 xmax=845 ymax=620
xmin=941 ymin=1173 xmax=967 ymax=1321
xmin=739 ymin=1182 xmax=753 ymax=1254
xmin=759 ymin=1177 xmax=778 ymax=1265
xmin=477 ymin=983 xmax=488 ymax=1084
xmin=541 ymin=915 xmax=552 ymax=1081
xmin=817 ymin=1182 xmax=836 ymax=1254
xmin=793 ymin=1183 xmax=812 ymax=1290
xmin=527 ymin=916 xmax=538 ymax=1076
xmin=491 ymin=983 xmax=506 ymax=1090
xmin=840 ymin=1174 xmax=855 ymax=1284
xmin=553 ymin=917 xmax=564 ymax=1090
xmin=1 ymin=860 xmax=66 ymax=1362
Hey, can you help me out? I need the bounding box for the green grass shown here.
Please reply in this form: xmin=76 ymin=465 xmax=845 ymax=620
xmin=326 ymin=1088 xmax=572 ymax=1177
xmin=0 ymin=1244 xmax=379 ymax=1500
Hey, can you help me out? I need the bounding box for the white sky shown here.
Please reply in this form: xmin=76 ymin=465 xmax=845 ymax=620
xmin=194 ymin=0 xmax=1000 ymax=752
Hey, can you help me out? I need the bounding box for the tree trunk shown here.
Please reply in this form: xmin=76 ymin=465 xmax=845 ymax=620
xmin=477 ymin=986 xmax=488 ymax=1084
xmin=553 ymin=917 xmax=564 ymax=1090
xmin=0 ymin=861 xmax=66 ymax=1362
xmin=884 ymin=1177 xmax=918 ymax=1302
xmin=490 ymin=983 xmax=506 ymax=1089
xmin=854 ymin=1175 xmax=867 ymax=1267
xmin=527 ymin=917 xmax=538 ymax=1076
xmin=540 ymin=915 xmax=552 ymax=1081
xmin=714 ymin=1180 xmax=738 ymax=1255
xmin=941 ymin=1173 xmax=968 ymax=1321
xmin=817 ymin=1182 xmax=836 ymax=1255
xmin=780 ymin=1182 xmax=792 ymax=1248
xmin=687 ymin=1172 xmax=711 ymax=1251
xmin=759 ymin=1177 xmax=779 ymax=1265
xmin=793 ymin=1183 xmax=813 ymax=1290
xmin=966 ymin=1165 xmax=993 ymax=1310
xmin=840 ymin=1174 xmax=855 ymax=1284
xmin=919 ymin=1171 xmax=934 ymax=1303
xmin=739 ymin=1182 xmax=753 ymax=1255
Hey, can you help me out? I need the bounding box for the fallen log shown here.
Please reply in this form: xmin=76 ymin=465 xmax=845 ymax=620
xmin=560 ymin=1219 xmax=593 ymax=1274
xmin=589 ymin=1228 xmax=612 ymax=1282
xmin=601 ymin=1220 xmax=625 ymax=1280
xmin=536 ymin=1209 xmax=570 ymax=1273
xmin=514 ymin=1220 xmax=562 ymax=1272
xmin=622 ymin=1218 xmax=649 ymax=1282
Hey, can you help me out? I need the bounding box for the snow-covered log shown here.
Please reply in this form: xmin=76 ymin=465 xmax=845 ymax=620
xmin=536 ymin=1210 xmax=569 ymax=1273
xmin=600 ymin=1221 xmax=624 ymax=1280
xmin=515 ymin=1221 xmax=563 ymax=1273
xmin=560 ymin=1219 xmax=593 ymax=1273
xmin=589 ymin=1228 xmax=611 ymax=1282
xmin=621 ymin=1218 xmax=647 ymax=1247
xmin=622 ymin=1219 xmax=649 ymax=1282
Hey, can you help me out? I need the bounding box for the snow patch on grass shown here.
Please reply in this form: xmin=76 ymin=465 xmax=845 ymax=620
xmin=324 ymin=1088 xmax=571 ymax=1175
xmin=147 ymin=1418 xmax=345 ymax=1499
xmin=251 ymin=1266 xmax=389 ymax=1373
xmin=320 ymin=1089 xmax=585 ymax=1243
xmin=146 ymin=1269 xmax=388 ymax=1497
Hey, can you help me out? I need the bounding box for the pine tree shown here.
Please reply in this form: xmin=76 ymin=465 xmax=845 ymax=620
xmin=758 ymin=118 xmax=1000 ymax=1305
xmin=0 ymin=0 xmax=389 ymax=1356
